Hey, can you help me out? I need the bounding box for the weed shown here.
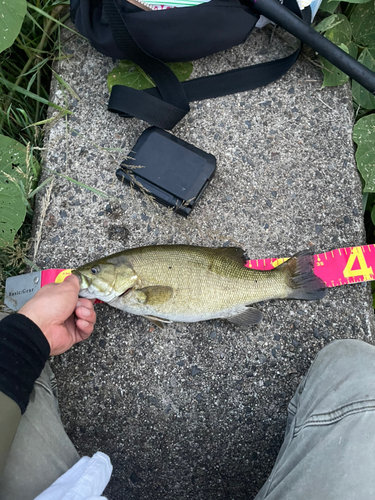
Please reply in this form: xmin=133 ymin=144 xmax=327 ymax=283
xmin=0 ymin=0 xmax=69 ymax=305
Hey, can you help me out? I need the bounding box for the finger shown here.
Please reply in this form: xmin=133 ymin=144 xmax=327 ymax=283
xmin=75 ymin=304 xmax=96 ymax=325
xmin=77 ymin=300 xmax=96 ymax=319
xmin=76 ymin=298 xmax=95 ymax=310
xmin=62 ymin=274 xmax=80 ymax=293
xmin=75 ymin=318 xmax=94 ymax=339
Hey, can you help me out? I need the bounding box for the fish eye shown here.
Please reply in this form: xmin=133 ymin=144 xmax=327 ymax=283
xmin=91 ymin=265 xmax=101 ymax=275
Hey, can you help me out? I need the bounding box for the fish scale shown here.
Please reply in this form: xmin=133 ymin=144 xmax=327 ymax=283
xmin=73 ymin=245 xmax=325 ymax=326
xmin=127 ymin=247 xmax=284 ymax=316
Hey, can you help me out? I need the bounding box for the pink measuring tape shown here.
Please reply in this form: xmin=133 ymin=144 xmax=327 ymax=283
xmin=38 ymin=245 xmax=375 ymax=289
xmin=4 ymin=244 xmax=374 ymax=311
xmin=245 ymin=244 xmax=375 ymax=287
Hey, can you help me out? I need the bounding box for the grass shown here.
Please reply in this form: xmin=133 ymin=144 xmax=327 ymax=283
xmin=1 ymin=3 xmax=71 ymax=139
xmin=0 ymin=0 xmax=70 ymax=305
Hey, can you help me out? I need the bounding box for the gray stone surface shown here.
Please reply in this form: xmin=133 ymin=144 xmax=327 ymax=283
xmin=33 ymin=21 xmax=375 ymax=499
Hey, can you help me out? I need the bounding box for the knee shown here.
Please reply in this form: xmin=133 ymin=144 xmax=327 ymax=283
xmin=315 ymin=339 xmax=375 ymax=377
xmin=320 ymin=338 xmax=373 ymax=357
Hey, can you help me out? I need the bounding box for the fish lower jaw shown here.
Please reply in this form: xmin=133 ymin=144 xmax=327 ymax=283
xmin=78 ymin=289 xmax=97 ymax=300
xmin=79 ymin=287 xmax=118 ymax=302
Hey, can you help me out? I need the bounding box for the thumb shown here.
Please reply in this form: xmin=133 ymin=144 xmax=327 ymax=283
xmin=62 ymin=274 xmax=80 ymax=292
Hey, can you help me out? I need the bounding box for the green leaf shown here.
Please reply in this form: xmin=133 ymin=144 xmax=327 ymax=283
xmin=352 ymin=48 xmax=375 ymax=110
xmin=0 ymin=135 xmax=40 ymax=246
xmin=351 ymin=0 xmax=375 ymax=47
xmin=324 ymin=14 xmax=352 ymax=43
xmin=0 ymin=134 xmax=40 ymax=196
xmin=107 ymin=60 xmax=193 ymax=92
xmin=320 ymin=59 xmax=349 ymax=86
xmin=353 ymin=115 xmax=375 ymax=192
xmin=318 ymin=13 xmax=355 ymax=86
xmin=320 ymin=41 xmax=357 ymax=87
xmin=166 ymin=61 xmax=193 ymax=83
xmin=315 ymin=14 xmax=344 ymax=34
xmin=319 ymin=0 xmax=340 ymax=14
xmin=0 ymin=0 xmax=27 ymax=52
xmin=371 ymin=204 xmax=375 ymax=225
xmin=0 ymin=180 xmax=26 ymax=248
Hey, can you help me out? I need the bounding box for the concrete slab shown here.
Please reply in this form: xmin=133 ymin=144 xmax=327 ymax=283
xmin=33 ymin=21 xmax=375 ymax=499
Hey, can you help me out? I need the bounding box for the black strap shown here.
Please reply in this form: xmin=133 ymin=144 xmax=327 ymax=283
xmin=103 ymin=0 xmax=189 ymax=127
xmin=105 ymin=0 xmax=310 ymax=129
xmin=109 ymin=49 xmax=301 ymax=127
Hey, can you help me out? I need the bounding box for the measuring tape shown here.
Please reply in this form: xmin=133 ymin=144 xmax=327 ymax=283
xmin=4 ymin=244 xmax=374 ymax=311
xmin=246 ymin=244 xmax=375 ymax=288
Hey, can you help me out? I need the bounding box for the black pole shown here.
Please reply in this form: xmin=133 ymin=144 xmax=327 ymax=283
xmin=249 ymin=0 xmax=375 ymax=95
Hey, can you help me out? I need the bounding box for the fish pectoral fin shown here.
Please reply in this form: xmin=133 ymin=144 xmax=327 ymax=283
xmin=227 ymin=307 xmax=263 ymax=326
xmin=143 ymin=315 xmax=173 ymax=329
xmin=137 ymin=286 xmax=173 ymax=306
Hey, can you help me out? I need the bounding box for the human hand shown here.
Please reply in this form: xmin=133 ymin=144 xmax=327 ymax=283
xmin=19 ymin=274 xmax=96 ymax=356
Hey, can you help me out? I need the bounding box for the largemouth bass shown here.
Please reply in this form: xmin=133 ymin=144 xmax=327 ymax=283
xmin=72 ymin=245 xmax=326 ymax=328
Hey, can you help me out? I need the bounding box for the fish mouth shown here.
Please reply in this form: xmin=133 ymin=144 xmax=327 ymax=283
xmin=72 ymin=269 xmax=90 ymax=289
xmin=71 ymin=269 xmax=82 ymax=284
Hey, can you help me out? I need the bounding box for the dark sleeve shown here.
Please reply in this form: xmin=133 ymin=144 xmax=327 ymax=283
xmin=0 ymin=314 xmax=50 ymax=414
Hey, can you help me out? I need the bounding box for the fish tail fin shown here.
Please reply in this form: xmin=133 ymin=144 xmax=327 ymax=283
xmin=278 ymin=250 xmax=327 ymax=300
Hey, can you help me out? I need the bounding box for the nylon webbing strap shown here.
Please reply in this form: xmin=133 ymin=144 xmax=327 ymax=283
xmin=4 ymin=245 xmax=375 ymax=311
xmin=103 ymin=0 xmax=190 ymax=128
xmin=167 ymin=50 xmax=301 ymax=102
xmin=109 ymin=48 xmax=301 ymax=125
xmin=109 ymin=85 xmax=189 ymax=130
xmin=106 ymin=0 xmax=309 ymax=129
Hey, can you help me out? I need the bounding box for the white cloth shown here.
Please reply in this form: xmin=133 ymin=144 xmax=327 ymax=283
xmin=34 ymin=452 xmax=113 ymax=500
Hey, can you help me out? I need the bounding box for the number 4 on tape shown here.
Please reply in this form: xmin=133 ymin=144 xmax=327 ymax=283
xmin=343 ymin=247 xmax=373 ymax=281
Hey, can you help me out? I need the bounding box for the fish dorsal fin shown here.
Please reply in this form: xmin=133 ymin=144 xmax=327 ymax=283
xmin=212 ymin=247 xmax=247 ymax=265
xmin=143 ymin=315 xmax=173 ymax=329
xmin=136 ymin=286 xmax=173 ymax=306
xmin=227 ymin=307 xmax=263 ymax=326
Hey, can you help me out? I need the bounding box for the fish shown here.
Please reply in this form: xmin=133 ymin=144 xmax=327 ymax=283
xmin=72 ymin=245 xmax=326 ymax=328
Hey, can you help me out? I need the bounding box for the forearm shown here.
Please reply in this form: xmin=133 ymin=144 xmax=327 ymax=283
xmin=0 ymin=314 xmax=50 ymax=476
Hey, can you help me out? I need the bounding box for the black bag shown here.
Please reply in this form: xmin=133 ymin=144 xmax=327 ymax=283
xmin=71 ymin=0 xmax=310 ymax=129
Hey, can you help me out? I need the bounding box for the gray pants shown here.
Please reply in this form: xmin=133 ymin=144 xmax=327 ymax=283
xmin=0 ymin=363 xmax=79 ymax=500
xmin=2 ymin=339 xmax=375 ymax=499
xmin=255 ymin=339 xmax=375 ymax=499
